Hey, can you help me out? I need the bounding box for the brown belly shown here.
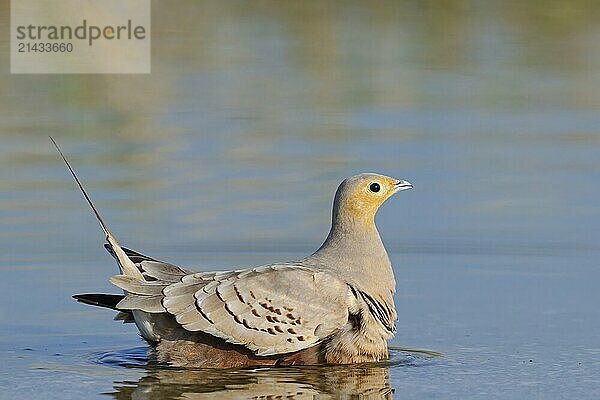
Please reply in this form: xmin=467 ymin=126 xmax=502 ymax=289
xmin=155 ymin=336 xmax=322 ymax=368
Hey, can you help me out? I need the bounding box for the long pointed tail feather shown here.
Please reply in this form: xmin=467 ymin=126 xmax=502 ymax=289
xmin=50 ymin=136 xmax=144 ymax=280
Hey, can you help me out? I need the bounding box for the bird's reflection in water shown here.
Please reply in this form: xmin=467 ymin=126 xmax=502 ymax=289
xmin=111 ymin=364 xmax=393 ymax=399
xmin=105 ymin=347 xmax=439 ymax=399
xmin=105 ymin=347 xmax=441 ymax=400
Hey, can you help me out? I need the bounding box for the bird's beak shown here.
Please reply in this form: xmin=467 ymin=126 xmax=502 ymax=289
xmin=393 ymin=180 xmax=413 ymax=193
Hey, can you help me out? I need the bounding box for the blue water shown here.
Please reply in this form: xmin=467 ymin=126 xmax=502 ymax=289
xmin=1 ymin=1 xmax=600 ymax=398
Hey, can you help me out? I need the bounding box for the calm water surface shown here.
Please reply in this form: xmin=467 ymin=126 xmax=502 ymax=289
xmin=1 ymin=1 xmax=600 ymax=398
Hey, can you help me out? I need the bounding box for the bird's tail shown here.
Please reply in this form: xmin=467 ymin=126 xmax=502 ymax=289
xmin=73 ymin=293 xmax=124 ymax=309
xmin=72 ymin=294 xmax=135 ymax=323
xmin=50 ymin=137 xmax=144 ymax=280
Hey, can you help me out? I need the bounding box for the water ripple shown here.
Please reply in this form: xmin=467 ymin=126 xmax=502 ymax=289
xmin=90 ymin=346 xmax=442 ymax=398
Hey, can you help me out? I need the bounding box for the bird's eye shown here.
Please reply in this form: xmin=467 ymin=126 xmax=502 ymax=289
xmin=369 ymin=182 xmax=380 ymax=193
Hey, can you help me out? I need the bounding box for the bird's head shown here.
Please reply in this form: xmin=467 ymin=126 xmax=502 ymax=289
xmin=332 ymin=173 xmax=412 ymax=227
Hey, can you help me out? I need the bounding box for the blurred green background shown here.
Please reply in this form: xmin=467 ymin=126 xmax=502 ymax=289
xmin=1 ymin=0 xmax=599 ymax=254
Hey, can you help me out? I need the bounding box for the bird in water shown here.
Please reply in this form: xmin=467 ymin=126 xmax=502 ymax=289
xmin=51 ymin=138 xmax=413 ymax=368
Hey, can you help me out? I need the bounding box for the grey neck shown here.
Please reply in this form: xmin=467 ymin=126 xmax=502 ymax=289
xmin=302 ymin=213 xmax=396 ymax=298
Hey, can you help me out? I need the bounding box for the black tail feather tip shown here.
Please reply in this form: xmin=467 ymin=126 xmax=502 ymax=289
xmin=73 ymin=293 xmax=124 ymax=310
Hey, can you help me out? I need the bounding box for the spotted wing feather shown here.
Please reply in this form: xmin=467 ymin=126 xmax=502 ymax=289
xmin=162 ymin=265 xmax=351 ymax=356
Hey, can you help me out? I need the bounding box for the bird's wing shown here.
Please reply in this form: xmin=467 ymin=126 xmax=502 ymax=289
xmin=113 ymin=264 xmax=352 ymax=356
xmin=104 ymin=244 xmax=194 ymax=280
